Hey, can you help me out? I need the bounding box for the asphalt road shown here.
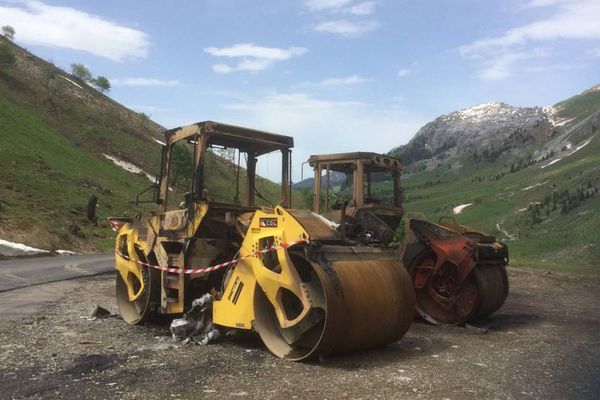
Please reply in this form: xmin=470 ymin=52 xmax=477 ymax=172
xmin=0 ymin=253 xmax=114 ymax=328
xmin=0 ymin=253 xmax=114 ymax=293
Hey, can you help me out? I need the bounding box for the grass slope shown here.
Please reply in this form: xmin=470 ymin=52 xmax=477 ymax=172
xmin=0 ymin=38 xmax=283 ymax=252
xmin=0 ymin=94 xmax=154 ymax=251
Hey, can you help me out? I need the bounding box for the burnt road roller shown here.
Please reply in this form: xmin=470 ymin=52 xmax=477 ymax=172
xmin=109 ymin=122 xmax=415 ymax=361
xmin=307 ymin=152 xmax=509 ymax=325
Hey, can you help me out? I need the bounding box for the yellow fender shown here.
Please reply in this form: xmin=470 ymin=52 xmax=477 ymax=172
xmin=115 ymin=224 xmax=146 ymax=302
xmin=244 ymin=206 xmax=311 ymax=328
xmin=213 ymin=206 xmax=309 ymax=330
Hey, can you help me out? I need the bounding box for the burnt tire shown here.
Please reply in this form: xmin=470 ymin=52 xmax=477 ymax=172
xmin=471 ymin=263 xmax=509 ymax=321
xmin=406 ymin=249 xmax=508 ymax=325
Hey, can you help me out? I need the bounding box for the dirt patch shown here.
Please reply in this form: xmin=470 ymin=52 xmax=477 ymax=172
xmin=0 ymin=269 xmax=599 ymax=399
xmin=65 ymin=354 xmax=121 ymax=376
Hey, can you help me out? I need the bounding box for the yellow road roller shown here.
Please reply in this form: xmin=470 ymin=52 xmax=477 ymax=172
xmin=110 ymin=122 xmax=415 ymax=361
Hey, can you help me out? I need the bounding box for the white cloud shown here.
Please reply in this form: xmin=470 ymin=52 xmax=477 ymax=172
xmin=204 ymin=43 xmax=308 ymax=74
xmin=475 ymin=48 xmax=551 ymax=81
xmin=397 ymin=68 xmax=411 ymax=78
xmin=224 ymin=92 xmax=365 ymax=111
xmin=302 ymin=0 xmax=376 ymax=14
xmin=212 ymin=64 xmax=233 ymax=74
xmin=219 ymin=91 xmax=424 ymax=181
xmin=236 ymin=58 xmax=274 ymax=72
xmin=461 ymin=0 xmax=600 ymax=54
xmin=303 ymin=1 xmax=379 ymax=37
xmin=313 ymin=19 xmax=378 ymax=37
xmin=477 ymin=52 xmax=528 ymax=80
xmin=459 ymin=0 xmax=600 ymax=80
xmin=204 ymin=43 xmax=308 ymax=60
xmin=588 ymin=46 xmax=600 ymax=58
xmin=345 ymin=1 xmax=376 ymax=15
xmin=0 ymin=0 xmax=150 ymax=61
xmin=522 ymin=0 xmax=569 ymax=8
xmin=302 ymin=0 xmax=353 ymax=12
xmin=112 ymin=78 xmax=180 ymax=87
xmin=320 ymin=75 xmax=370 ymax=85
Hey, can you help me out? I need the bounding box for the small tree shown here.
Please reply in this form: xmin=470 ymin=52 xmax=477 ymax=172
xmin=93 ymin=76 xmax=111 ymax=93
xmin=70 ymin=63 xmax=92 ymax=82
xmin=1 ymin=25 xmax=15 ymax=40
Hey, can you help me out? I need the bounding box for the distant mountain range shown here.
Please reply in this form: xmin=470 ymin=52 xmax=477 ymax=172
xmin=389 ymin=85 xmax=600 ymax=173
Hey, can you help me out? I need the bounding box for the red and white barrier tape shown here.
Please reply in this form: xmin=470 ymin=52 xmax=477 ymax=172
xmin=107 ymin=219 xmax=125 ymax=232
xmin=115 ymin=239 xmax=309 ymax=275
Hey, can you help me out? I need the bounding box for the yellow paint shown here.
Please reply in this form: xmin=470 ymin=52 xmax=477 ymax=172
xmin=212 ymin=206 xmax=311 ymax=330
xmin=212 ymin=261 xmax=257 ymax=329
xmin=115 ymin=203 xmax=313 ymax=326
xmin=114 ymin=225 xmax=145 ymax=302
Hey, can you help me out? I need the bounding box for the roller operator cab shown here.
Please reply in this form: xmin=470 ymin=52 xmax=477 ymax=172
xmin=111 ymin=122 xmax=415 ymax=361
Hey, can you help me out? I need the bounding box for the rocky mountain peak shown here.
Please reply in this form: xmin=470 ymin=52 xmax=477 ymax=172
xmin=582 ymin=84 xmax=600 ymax=95
xmin=389 ymin=82 xmax=600 ymax=169
xmin=389 ymin=101 xmax=549 ymax=166
xmin=454 ymin=101 xmax=512 ymax=119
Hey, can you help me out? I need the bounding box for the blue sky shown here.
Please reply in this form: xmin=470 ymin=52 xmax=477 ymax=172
xmin=1 ymin=0 xmax=599 ymax=180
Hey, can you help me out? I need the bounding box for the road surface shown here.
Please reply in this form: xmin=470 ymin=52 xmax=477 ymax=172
xmin=1 ymin=267 xmax=599 ymax=399
xmin=0 ymin=253 xmax=114 ymax=328
xmin=0 ymin=253 xmax=114 ymax=292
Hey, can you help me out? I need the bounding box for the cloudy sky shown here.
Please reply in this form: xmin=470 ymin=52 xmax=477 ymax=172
xmin=1 ymin=0 xmax=599 ymax=180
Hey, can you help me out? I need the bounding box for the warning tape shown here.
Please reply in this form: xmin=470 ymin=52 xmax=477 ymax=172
xmin=115 ymin=239 xmax=309 ymax=275
xmin=108 ymin=220 xmax=121 ymax=232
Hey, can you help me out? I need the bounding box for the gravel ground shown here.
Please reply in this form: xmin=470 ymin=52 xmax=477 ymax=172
xmin=1 ymin=267 xmax=599 ymax=400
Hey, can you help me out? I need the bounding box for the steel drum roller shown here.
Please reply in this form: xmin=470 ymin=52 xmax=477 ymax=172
xmin=254 ymin=252 xmax=415 ymax=361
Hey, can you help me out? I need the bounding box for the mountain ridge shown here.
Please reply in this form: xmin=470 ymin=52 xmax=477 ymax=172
xmin=389 ymin=85 xmax=599 ymax=172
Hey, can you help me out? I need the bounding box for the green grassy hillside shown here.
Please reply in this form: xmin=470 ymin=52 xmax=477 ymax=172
xmin=0 ymin=37 xmax=282 ymax=253
xmin=0 ymin=94 xmax=157 ymax=251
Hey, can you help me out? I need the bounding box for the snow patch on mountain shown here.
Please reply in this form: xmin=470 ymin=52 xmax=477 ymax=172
xmin=568 ymin=139 xmax=591 ymax=156
xmin=57 ymin=75 xmax=83 ymax=89
xmin=541 ymin=158 xmax=562 ymax=169
xmin=103 ymin=154 xmax=157 ymax=184
xmin=453 ymin=203 xmax=472 ymax=214
xmin=454 ymin=102 xmax=516 ymax=121
xmin=543 ymin=105 xmax=573 ymax=127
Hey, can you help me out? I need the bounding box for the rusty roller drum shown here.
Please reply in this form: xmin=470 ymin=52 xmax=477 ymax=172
xmin=409 ymin=258 xmax=509 ymax=325
xmin=404 ymin=219 xmax=509 ymax=325
xmin=253 ymin=249 xmax=415 ymax=361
